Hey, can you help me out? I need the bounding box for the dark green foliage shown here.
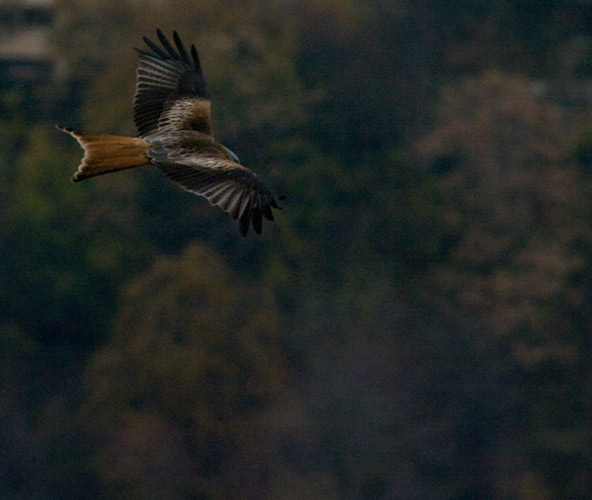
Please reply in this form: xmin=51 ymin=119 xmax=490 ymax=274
xmin=82 ymin=243 xmax=284 ymax=499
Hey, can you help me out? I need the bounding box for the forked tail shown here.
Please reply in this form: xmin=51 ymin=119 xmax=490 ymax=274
xmin=56 ymin=125 xmax=150 ymax=182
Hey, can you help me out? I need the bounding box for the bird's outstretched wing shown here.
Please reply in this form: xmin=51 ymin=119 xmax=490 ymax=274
xmin=134 ymin=29 xmax=211 ymax=138
xmin=148 ymin=137 xmax=279 ymax=236
xmin=136 ymin=30 xmax=281 ymax=235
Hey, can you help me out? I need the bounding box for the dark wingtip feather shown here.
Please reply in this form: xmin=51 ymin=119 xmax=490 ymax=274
xmin=135 ymin=47 xmax=152 ymax=56
xmin=239 ymin=212 xmax=249 ymax=236
xmin=143 ymin=36 xmax=168 ymax=59
xmin=239 ymin=196 xmax=251 ymax=236
xmin=262 ymin=199 xmax=274 ymax=221
xmin=251 ymin=195 xmax=263 ymax=234
xmin=157 ymin=29 xmax=178 ymax=59
xmin=270 ymin=195 xmax=285 ymax=210
xmin=262 ymin=210 xmax=274 ymax=222
xmin=191 ymin=44 xmax=201 ymax=71
xmin=173 ymin=31 xmax=190 ymax=64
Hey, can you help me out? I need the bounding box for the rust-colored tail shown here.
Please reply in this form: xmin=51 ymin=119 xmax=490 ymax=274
xmin=56 ymin=125 xmax=150 ymax=182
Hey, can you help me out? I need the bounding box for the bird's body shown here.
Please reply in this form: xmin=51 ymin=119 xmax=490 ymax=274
xmin=58 ymin=29 xmax=280 ymax=236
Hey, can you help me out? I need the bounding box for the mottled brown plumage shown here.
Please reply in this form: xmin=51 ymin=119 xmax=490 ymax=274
xmin=58 ymin=29 xmax=280 ymax=236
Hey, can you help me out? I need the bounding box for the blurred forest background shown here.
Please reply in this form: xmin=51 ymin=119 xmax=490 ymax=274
xmin=2 ymin=0 xmax=592 ymax=498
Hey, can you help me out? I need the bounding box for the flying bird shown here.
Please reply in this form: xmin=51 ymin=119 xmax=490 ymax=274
xmin=57 ymin=29 xmax=281 ymax=236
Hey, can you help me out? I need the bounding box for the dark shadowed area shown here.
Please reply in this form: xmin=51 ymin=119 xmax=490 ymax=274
xmin=2 ymin=1 xmax=592 ymax=499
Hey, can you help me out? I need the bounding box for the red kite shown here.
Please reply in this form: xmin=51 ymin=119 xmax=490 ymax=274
xmin=58 ymin=30 xmax=281 ymax=236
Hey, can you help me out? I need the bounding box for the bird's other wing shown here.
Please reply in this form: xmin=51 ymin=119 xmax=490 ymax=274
xmin=148 ymin=139 xmax=279 ymax=236
xmin=134 ymin=29 xmax=211 ymax=138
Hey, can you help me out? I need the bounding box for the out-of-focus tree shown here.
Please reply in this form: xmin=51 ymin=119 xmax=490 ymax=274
xmin=416 ymin=70 xmax=592 ymax=499
xmin=0 ymin=111 xmax=160 ymax=498
xmin=417 ymin=71 xmax=590 ymax=338
xmin=82 ymin=243 xmax=285 ymax=499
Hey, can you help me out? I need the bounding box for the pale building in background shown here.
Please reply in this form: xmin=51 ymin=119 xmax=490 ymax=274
xmin=0 ymin=0 xmax=55 ymax=81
